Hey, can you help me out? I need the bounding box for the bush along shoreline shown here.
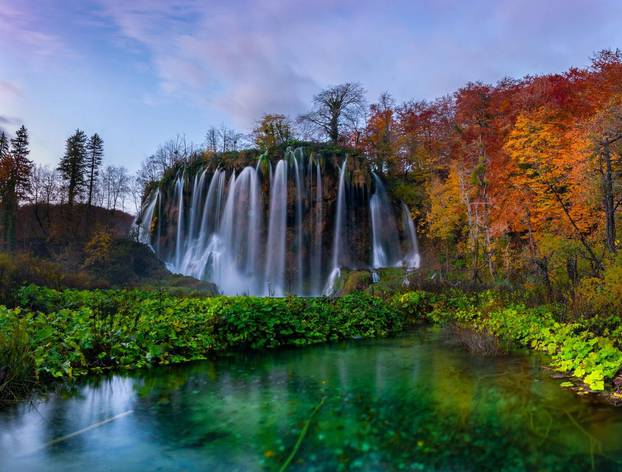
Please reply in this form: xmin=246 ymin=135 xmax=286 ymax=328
xmin=394 ymin=290 xmax=622 ymax=405
xmin=0 ymin=286 xmax=403 ymax=403
xmin=1 ymin=285 xmax=622 ymax=406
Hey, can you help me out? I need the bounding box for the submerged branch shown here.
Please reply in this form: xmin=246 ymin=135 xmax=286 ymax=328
xmin=280 ymin=396 xmax=327 ymax=471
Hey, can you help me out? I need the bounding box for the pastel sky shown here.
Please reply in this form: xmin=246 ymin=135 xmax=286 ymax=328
xmin=1 ymin=0 xmax=621 ymax=172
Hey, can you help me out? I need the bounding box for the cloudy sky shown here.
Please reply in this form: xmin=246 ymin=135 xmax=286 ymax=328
xmin=1 ymin=0 xmax=621 ymax=171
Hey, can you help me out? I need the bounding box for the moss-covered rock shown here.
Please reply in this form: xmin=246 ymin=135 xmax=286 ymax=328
xmin=341 ymin=270 xmax=372 ymax=295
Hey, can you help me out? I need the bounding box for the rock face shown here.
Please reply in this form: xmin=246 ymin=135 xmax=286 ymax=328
xmin=135 ymin=146 xmax=420 ymax=296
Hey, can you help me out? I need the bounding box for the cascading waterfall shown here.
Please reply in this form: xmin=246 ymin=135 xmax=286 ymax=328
xmin=324 ymin=158 xmax=348 ymax=295
xmin=135 ymin=148 xmax=421 ymax=296
xmin=293 ymin=155 xmax=304 ymax=294
xmin=312 ymin=161 xmax=323 ymax=295
xmin=188 ymin=169 xmax=207 ymax=241
xmin=206 ymin=167 xmax=263 ymax=295
xmin=265 ymin=160 xmax=288 ymax=296
xmin=198 ymin=169 xmax=224 ymax=250
xmin=136 ymin=188 xmax=159 ymax=247
xmin=370 ymin=172 xmax=401 ymax=268
xmin=401 ymin=203 xmax=421 ymax=269
xmin=174 ymin=175 xmax=185 ymax=269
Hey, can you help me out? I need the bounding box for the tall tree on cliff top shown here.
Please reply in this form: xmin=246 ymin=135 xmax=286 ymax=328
xmin=0 ymin=126 xmax=33 ymax=251
xmin=362 ymin=93 xmax=398 ymax=174
xmin=85 ymin=133 xmax=104 ymax=209
xmin=58 ymin=129 xmax=87 ymax=205
xmin=253 ymin=114 xmax=294 ymax=151
xmin=299 ymin=82 xmax=366 ymax=144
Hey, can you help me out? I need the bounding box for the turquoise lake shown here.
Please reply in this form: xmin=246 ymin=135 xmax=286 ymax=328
xmin=1 ymin=329 xmax=622 ymax=471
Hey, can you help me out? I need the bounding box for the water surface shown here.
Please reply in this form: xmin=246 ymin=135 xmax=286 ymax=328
xmin=1 ymin=329 xmax=622 ymax=471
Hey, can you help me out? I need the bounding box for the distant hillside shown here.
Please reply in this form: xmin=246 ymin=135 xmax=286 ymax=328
xmin=0 ymin=203 xmax=217 ymax=300
xmin=16 ymin=203 xmax=134 ymax=257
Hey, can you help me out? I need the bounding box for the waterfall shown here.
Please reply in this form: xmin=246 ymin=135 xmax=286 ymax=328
xmin=247 ymin=168 xmax=262 ymax=279
xmin=293 ymin=156 xmax=304 ymax=294
xmin=156 ymin=189 xmax=162 ymax=255
xmin=136 ymin=189 xmax=159 ymax=247
xmin=136 ymin=147 xmax=422 ymax=297
xmin=401 ymin=203 xmax=421 ymax=269
xmin=178 ymin=173 xmax=207 ymax=277
xmin=265 ymin=160 xmax=288 ymax=296
xmin=198 ymin=169 xmax=224 ymax=250
xmin=188 ymin=169 xmax=207 ymax=240
xmin=174 ymin=175 xmax=185 ymax=269
xmin=213 ymin=171 xmax=239 ymax=291
xmin=324 ymin=158 xmax=348 ymax=295
xmin=312 ymin=161 xmax=323 ymax=295
xmin=203 ymin=167 xmax=264 ymax=295
xmin=370 ymin=172 xmax=401 ymax=268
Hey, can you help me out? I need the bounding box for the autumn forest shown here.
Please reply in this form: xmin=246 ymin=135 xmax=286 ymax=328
xmin=358 ymin=49 xmax=622 ymax=310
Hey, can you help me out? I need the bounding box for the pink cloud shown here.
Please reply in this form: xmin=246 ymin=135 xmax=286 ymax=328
xmin=0 ymin=0 xmax=65 ymax=56
xmin=0 ymin=80 xmax=23 ymax=98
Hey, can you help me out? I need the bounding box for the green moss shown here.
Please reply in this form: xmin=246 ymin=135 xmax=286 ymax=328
xmin=341 ymin=270 xmax=371 ymax=294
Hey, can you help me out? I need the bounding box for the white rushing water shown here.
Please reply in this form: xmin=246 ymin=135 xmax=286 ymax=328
xmin=312 ymin=160 xmax=323 ymax=295
xmin=136 ymin=188 xmax=159 ymax=248
xmin=323 ymin=157 xmax=348 ymax=296
xmin=370 ymin=171 xmax=401 ymax=268
xmin=265 ymin=160 xmax=288 ymax=296
xmin=136 ymin=148 xmax=421 ymax=296
xmin=401 ymin=203 xmax=421 ymax=269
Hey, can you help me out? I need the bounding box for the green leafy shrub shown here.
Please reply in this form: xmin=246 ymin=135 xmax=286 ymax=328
xmin=390 ymin=290 xmax=435 ymax=324
xmin=0 ymin=310 xmax=35 ymax=403
xmin=4 ymin=284 xmax=622 ymax=396
xmin=385 ymin=287 xmax=622 ymax=392
xmin=426 ymin=293 xmax=622 ymax=392
xmin=0 ymin=288 xmax=404 ymax=386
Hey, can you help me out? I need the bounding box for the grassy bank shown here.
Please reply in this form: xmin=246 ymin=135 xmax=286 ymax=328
xmin=2 ymin=285 xmax=622 ymax=405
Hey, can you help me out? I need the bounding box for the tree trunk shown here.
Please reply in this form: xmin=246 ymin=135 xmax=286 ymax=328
xmin=3 ymin=191 xmax=17 ymax=253
xmin=602 ymin=142 xmax=616 ymax=253
xmin=88 ymin=168 xmax=95 ymax=208
xmin=535 ymin=256 xmax=552 ymax=302
xmin=549 ymin=183 xmax=603 ymax=272
xmin=330 ymin=115 xmax=339 ymax=143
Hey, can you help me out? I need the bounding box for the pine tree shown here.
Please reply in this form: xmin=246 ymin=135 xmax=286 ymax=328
xmin=58 ymin=129 xmax=87 ymax=205
xmin=0 ymin=132 xmax=8 ymax=158
xmin=85 ymin=133 xmax=103 ymax=208
xmin=10 ymin=126 xmax=33 ymax=200
xmin=0 ymin=126 xmax=32 ymax=251
xmin=0 ymin=132 xmax=10 ymax=251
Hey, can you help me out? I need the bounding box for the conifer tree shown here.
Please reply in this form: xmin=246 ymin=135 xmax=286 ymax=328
xmin=58 ymin=129 xmax=87 ymax=205
xmin=9 ymin=126 xmax=33 ymax=199
xmin=0 ymin=126 xmax=32 ymax=251
xmin=0 ymin=132 xmax=8 ymax=158
xmin=0 ymin=132 xmax=10 ymax=251
xmin=85 ymin=133 xmax=103 ymax=208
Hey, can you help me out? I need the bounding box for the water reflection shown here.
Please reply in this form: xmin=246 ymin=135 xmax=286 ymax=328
xmin=1 ymin=330 xmax=622 ymax=471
